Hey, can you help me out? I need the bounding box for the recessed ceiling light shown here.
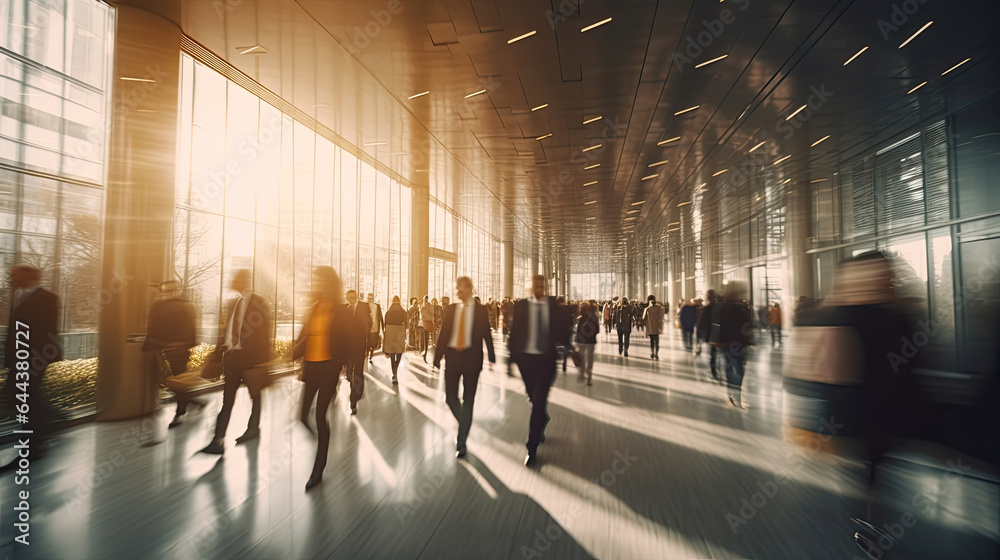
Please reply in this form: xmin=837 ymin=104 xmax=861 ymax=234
xmin=508 ymin=30 xmax=537 ymax=44
xmin=668 ymin=222 xmax=680 ymax=227
xmin=583 ymin=181 xmax=598 ymax=186
xmin=898 ymin=21 xmax=932 ymax=49
xmin=674 ymin=105 xmax=700 ymax=116
xmin=407 ymin=91 xmax=430 ymax=99
xmin=811 ymin=135 xmax=831 ymax=147
xmin=120 ymin=76 xmax=156 ymax=82
xmin=773 ymin=155 xmax=791 ymax=165
xmin=712 ymin=169 xmax=729 ymax=176
xmin=907 ymin=81 xmax=927 ymax=95
xmin=464 ymin=89 xmax=487 ymax=99
xmin=676 ymin=201 xmax=691 ymax=207
xmin=586 ymin=216 xmax=596 ymax=220
xmin=695 ymin=54 xmax=728 ymax=68
xmin=582 ymin=144 xmax=602 ymax=152
xmin=942 ymin=58 xmax=971 ymax=75
xmin=780 ymin=178 xmax=792 ymax=185
xmin=631 ymin=200 xmax=646 ymax=206
xmin=583 ymin=116 xmax=602 ymax=124
xmin=584 ymin=163 xmax=600 ymax=170
xmin=581 ymin=17 xmax=612 ymax=33
xmin=749 ymin=140 xmax=766 ymax=153
xmin=658 ymin=136 xmax=681 ymax=146
xmin=641 ymin=174 xmax=659 ymax=181
xmin=843 ymin=46 xmax=868 ymax=66
xmin=135 ymin=109 xmax=157 ymax=113
xmin=531 ymin=104 xmax=548 ymax=111
xmin=364 ymin=141 xmax=387 ymax=147
xmin=785 ymin=105 xmax=807 ymax=121
xmin=626 ymin=209 xmax=640 ymax=214
xmin=237 ymin=45 xmax=267 ymax=55
xmin=584 ymin=200 xmax=596 ymax=205
xmin=648 ymin=160 xmax=669 ymax=167
xmin=624 ymin=216 xmax=637 ymax=220
xmin=536 ymin=133 xmax=553 ymax=140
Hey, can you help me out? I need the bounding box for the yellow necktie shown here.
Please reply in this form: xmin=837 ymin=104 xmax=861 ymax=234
xmin=455 ymin=305 xmax=467 ymax=351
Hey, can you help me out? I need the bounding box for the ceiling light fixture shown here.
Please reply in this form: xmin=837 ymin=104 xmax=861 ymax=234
xmin=584 ymin=200 xmax=596 ymax=205
xmin=531 ymin=104 xmax=548 ymax=111
xmin=536 ymin=133 xmax=553 ymax=140
xmin=668 ymin=222 xmax=680 ymax=227
xmin=583 ymin=181 xmax=598 ymax=186
xmin=624 ymin=216 xmax=637 ymax=221
xmin=407 ymin=91 xmax=429 ymax=99
xmin=584 ymin=163 xmax=600 ymax=170
xmin=626 ymin=209 xmax=640 ymax=214
xmin=712 ymin=169 xmax=729 ymax=176
xmin=676 ymin=201 xmax=691 ymax=207
xmin=780 ymin=178 xmax=792 ymax=185
xmin=631 ymin=200 xmax=646 ymax=206
xmin=581 ymin=17 xmax=612 ymax=32
xmin=843 ymin=46 xmax=868 ymax=66
xmin=648 ymin=160 xmax=669 ymax=167
xmin=773 ymin=155 xmax=791 ymax=165
xmin=508 ymin=30 xmax=537 ymax=44
xmin=238 ymin=45 xmax=267 ymax=55
xmin=583 ymin=116 xmax=602 ymax=124
xmin=582 ymin=144 xmax=602 ymax=152
xmin=465 ymin=89 xmax=487 ymax=99
xmin=120 ymin=76 xmax=156 ymax=82
xmin=364 ymin=141 xmax=387 ymax=147
xmin=907 ymin=81 xmax=927 ymax=95
xmin=942 ymin=58 xmax=971 ymax=75
xmin=658 ymin=136 xmax=681 ymax=145
xmin=748 ymin=141 xmax=766 ymax=153
xmin=898 ymin=21 xmax=932 ymax=49
xmin=785 ymin=104 xmax=807 ymax=121
xmin=695 ymin=54 xmax=728 ymax=68
xmin=641 ymin=174 xmax=659 ymax=181
xmin=674 ymin=105 xmax=700 ymax=116
xmin=586 ymin=217 xmax=596 ymax=220
xmin=809 ymin=178 xmax=828 ymax=183
xmin=811 ymin=135 xmax=831 ymax=147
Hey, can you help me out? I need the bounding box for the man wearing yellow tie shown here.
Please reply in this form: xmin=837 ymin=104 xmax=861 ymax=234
xmin=433 ymin=276 xmax=495 ymax=459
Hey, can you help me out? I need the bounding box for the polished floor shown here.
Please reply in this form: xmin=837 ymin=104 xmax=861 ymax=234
xmin=0 ymin=330 xmax=872 ymax=559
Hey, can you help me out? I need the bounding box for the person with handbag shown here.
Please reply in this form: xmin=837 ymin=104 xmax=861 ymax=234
xmin=143 ymin=280 xmax=200 ymax=428
xmin=575 ymin=301 xmax=600 ymax=385
xmin=382 ymin=296 xmax=407 ymax=383
xmin=199 ymin=269 xmax=272 ymax=455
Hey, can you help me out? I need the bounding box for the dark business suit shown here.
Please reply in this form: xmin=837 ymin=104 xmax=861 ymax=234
xmin=213 ymin=293 xmax=272 ymax=440
xmin=433 ymin=301 xmax=495 ymax=449
xmin=4 ymin=286 xmax=60 ymax=441
xmin=344 ymin=301 xmax=372 ymax=409
xmin=143 ymin=296 xmax=197 ymax=415
xmin=509 ymin=297 xmax=570 ymax=455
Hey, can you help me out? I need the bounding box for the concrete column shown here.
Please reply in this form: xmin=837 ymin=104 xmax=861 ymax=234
xmin=96 ymin=5 xmax=181 ymax=420
xmin=502 ymin=213 xmax=514 ymax=298
xmin=787 ymin=179 xmax=814 ymax=301
xmin=409 ymin=183 xmax=430 ymax=300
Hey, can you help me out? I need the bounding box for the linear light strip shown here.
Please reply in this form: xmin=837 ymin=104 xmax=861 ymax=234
xmin=773 ymin=155 xmax=791 ymax=165
xmin=748 ymin=141 xmax=766 ymax=153
xmin=582 ymin=144 xmax=602 ymax=152
xmin=811 ymin=135 xmax=831 ymax=147
xmin=942 ymin=58 xmax=971 ymax=75
xmin=712 ymin=169 xmax=729 ymax=177
xmin=581 ymin=17 xmax=612 ymax=32
xmin=465 ymin=89 xmax=487 ymax=98
xmin=785 ymin=104 xmax=807 ymax=121
xmin=898 ymin=21 xmax=932 ymax=49
xmin=906 ymin=81 xmax=927 ymax=95
xmin=584 ymin=163 xmax=600 ymax=170
xmin=407 ymin=91 xmax=429 ymax=99
xmin=531 ymin=104 xmax=548 ymax=111
xmin=583 ymin=116 xmax=602 ymax=124
xmin=673 ymin=105 xmax=700 ymax=116
xmin=695 ymin=54 xmax=728 ymax=68
xmin=658 ymin=136 xmax=681 ymax=145
xmin=508 ymin=30 xmax=536 ymax=44
xmin=843 ymin=46 xmax=868 ymax=66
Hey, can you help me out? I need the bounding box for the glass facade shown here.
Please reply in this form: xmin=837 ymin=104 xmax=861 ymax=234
xmin=174 ymin=54 xmax=410 ymax=344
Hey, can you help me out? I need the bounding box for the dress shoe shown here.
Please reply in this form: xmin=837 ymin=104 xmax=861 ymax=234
xmin=305 ymin=475 xmax=323 ymax=491
xmin=350 ymin=405 xmax=358 ymax=415
xmin=455 ymin=448 xmax=467 ymax=459
xmin=650 ymin=353 xmax=655 ymax=359
xmin=524 ymin=453 xmax=537 ymax=468
xmin=199 ymin=440 xmax=225 ymax=455
xmin=235 ymin=429 xmax=260 ymax=444
xmin=623 ymin=351 xmax=628 ymax=357
xmin=168 ymin=414 xmax=184 ymax=429
xmin=391 ymin=376 xmax=398 ymax=384
xmin=586 ymin=380 xmax=592 ymax=386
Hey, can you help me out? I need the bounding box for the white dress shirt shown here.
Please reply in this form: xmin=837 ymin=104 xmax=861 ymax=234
xmin=523 ymin=296 xmax=549 ymax=355
xmin=448 ymin=300 xmax=476 ymax=350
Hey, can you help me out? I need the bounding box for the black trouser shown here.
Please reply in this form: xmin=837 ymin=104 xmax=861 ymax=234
xmin=708 ymin=344 xmax=719 ymax=378
xmin=770 ymin=325 xmax=782 ymax=345
xmin=388 ymin=353 xmax=402 ymax=375
xmin=419 ymin=327 xmax=429 ymax=357
xmin=649 ymin=334 xmax=659 ymax=356
xmin=164 ymin=349 xmax=191 ymax=414
xmin=443 ymin=349 xmax=482 ymax=447
xmin=617 ymin=330 xmax=631 ymax=353
xmin=518 ymin=353 xmax=555 ymax=455
xmin=214 ymin=351 xmax=260 ymax=440
xmin=345 ymin=348 xmax=366 ymax=406
xmin=682 ymin=329 xmax=694 ymax=350
xmin=300 ymin=359 xmax=343 ymax=479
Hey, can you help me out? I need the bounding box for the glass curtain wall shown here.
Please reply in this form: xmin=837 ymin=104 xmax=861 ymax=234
xmin=428 ymin=198 xmax=501 ymax=302
xmin=0 ymin=0 xmax=113 ymax=418
xmin=174 ymin=53 xmax=410 ymax=345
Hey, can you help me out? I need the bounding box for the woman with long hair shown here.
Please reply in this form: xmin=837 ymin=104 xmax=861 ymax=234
xmin=292 ymin=266 xmax=348 ymax=490
xmin=382 ymin=296 xmax=407 ymax=383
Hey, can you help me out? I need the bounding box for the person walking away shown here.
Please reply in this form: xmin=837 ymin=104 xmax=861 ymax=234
xmin=679 ymin=300 xmax=698 ymax=351
xmin=143 ymin=280 xmax=198 ymax=428
xmin=768 ymin=302 xmax=783 ymax=347
xmin=643 ymin=295 xmax=665 ymax=359
xmin=615 ymin=297 xmax=633 ymax=357
xmin=575 ymin=302 xmax=599 ymax=385
xmin=383 ymin=296 xmax=407 ymax=384
xmin=697 ymin=290 xmax=721 ymax=381
xmin=711 ymin=282 xmax=753 ymax=408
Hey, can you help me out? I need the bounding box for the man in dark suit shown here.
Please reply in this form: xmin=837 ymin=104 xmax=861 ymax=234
xmin=365 ymin=292 xmax=383 ymax=363
xmin=2 ymin=265 xmax=60 ymax=471
xmin=344 ymin=289 xmax=371 ymax=415
xmin=200 ymin=269 xmax=272 ymax=454
xmin=509 ymin=274 xmax=570 ymax=467
xmin=433 ymin=276 xmax=495 ymax=459
xmin=143 ymin=280 xmax=198 ymax=428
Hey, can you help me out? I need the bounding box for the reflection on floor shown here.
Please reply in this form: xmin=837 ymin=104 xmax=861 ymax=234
xmin=0 ymin=330 xmax=870 ymax=559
